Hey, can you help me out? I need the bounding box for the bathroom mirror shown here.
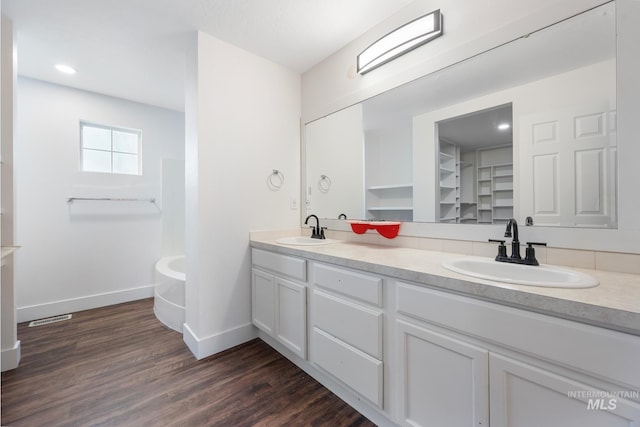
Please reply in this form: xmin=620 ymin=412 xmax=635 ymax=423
xmin=305 ymin=2 xmax=616 ymax=228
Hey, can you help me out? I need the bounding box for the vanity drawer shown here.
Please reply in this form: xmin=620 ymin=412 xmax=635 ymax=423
xmin=312 ymin=327 xmax=383 ymax=407
xmin=252 ymin=248 xmax=306 ymax=281
xmin=312 ymin=290 xmax=382 ymax=359
xmin=396 ymin=281 xmax=640 ymax=388
xmin=313 ymin=263 xmax=382 ymax=306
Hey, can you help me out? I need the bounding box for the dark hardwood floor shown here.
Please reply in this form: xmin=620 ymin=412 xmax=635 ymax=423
xmin=1 ymin=299 xmax=376 ymax=427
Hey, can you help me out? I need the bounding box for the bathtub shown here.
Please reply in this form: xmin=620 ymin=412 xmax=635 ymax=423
xmin=154 ymin=255 xmax=185 ymax=332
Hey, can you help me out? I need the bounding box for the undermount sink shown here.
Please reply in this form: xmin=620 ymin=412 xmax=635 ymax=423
xmin=441 ymin=257 xmax=599 ymax=288
xmin=275 ymin=236 xmax=339 ymax=246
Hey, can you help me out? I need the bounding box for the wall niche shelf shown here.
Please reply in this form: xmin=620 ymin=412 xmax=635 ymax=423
xmin=365 ymin=184 xmax=413 ymax=221
xmin=367 ymin=184 xmax=413 ymax=191
xmin=364 ymin=124 xmax=413 ymax=222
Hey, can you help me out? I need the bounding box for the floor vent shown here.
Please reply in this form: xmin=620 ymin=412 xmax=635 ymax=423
xmin=28 ymin=314 xmax=72 ymax=327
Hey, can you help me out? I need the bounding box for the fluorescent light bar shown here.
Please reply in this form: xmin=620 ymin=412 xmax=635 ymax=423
xmin=357 ymin=9 xmax=443 ymax=75
xmin=55 ymin=64 xmax=77 ymax=74
xmin=497 ymin=123 xmax=511 ymax=130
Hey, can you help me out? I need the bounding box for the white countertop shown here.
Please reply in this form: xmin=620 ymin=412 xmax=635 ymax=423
xmin=250 ymin=235 xmax=640 ymax=336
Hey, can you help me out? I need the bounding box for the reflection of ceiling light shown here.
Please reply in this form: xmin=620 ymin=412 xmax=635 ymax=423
xmin=357 ymin=9 xmax=443 ymax=75
xmin=497 ymin=123 xmax=511 ymax=130
xmin=55 ymin=64 xmax=77 ymax=74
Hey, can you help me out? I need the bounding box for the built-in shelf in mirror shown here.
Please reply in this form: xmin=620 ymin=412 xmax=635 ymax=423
xmin=1 ymin=246 xmax=20 ymax=260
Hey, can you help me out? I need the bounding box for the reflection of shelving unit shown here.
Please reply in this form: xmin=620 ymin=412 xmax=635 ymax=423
xmin=459 ymin=150 xmax=477 ymax=222
xmin=366 ymin=184 xmax=413 ymax=221
xmin=460 ymin=202 xmax=477 ymax=222
xmin=477 ymin=166 xmax=493 ymax=224
xmin=476 ymin=146 xmax=513 ymax=224
xmin=439 ymin=140 xmax=460 ymax=222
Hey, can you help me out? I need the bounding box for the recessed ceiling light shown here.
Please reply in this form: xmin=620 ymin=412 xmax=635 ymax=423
xmin=497 ymin=123 xmax=511 ymax=130
xmin=55 ymin=64 xmax=77 ymax=74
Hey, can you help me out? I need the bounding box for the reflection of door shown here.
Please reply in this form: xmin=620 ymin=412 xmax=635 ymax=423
xmin=520 ymin=105 xmax=616 ymax=227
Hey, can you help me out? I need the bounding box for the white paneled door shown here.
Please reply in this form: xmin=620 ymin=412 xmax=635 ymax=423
xmin=520 ymin=105 xmax=616 ymax=228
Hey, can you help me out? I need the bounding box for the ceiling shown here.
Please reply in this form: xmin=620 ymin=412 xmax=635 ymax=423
xmin=1 ymin=0 xmax=415 ymax=111
xmin=438 ymin=104 xmax=512 ymax=149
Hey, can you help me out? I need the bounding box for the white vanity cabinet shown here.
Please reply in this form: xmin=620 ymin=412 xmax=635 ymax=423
xmin=251 ymin=249 xmax=307 ymax=359
xmin=396 ymin=319 xmax=489 ymax=426
xmin=489 ymin=353 xmax=640 ymax=427
xmin=309 ymin=262 xmax=385 ymax=408
xmin=251 ymin=244 xmax=640 ymax=426
xmin=395 ymin=281 xmax=640 ymax=427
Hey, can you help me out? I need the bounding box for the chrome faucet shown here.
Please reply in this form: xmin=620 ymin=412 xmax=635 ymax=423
xmin=489 ymin=218 xmax=546 ymax=265
xmin=304 ymin=214 xmax=326 ymax=239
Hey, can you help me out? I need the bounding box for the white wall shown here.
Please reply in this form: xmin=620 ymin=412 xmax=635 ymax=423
xmin=14 ymin=78 xmax=184 ymax=321
xmin=184 ymin=32 xmax=301 ymax=359
xmin=1 ymin=13 xmax=20 ymax=371
xmin=305 ymin=104 xmax=364 ymax=220
xmin=161 ymin=158 xmax=185 ymax=256
xmin=302 ymin=0 xmax=640 ymax=254
xmin=365 ymin=125 xmax=412 ymax=189
xmin=302 ymin=0 xmax=608 ymax=123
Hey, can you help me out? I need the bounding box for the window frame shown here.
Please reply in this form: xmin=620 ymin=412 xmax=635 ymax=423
xmin=80 ymin=121 xmax=142 ymax=176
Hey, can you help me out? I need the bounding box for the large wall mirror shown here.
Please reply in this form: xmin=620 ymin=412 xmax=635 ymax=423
xmin=305 ymin=2 xmax=616 ymax=229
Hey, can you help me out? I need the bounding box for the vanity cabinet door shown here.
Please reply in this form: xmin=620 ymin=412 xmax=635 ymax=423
xmin=252 ymin=269 xmax=307 ymax=359
xmin=275 ymin=277 xmax=306 ymax=359
xmin=251 ymin=268 xmax=275 ymax=335
xmin=490 ymin=353 xmax=640 ymax=427
xmin=396 ymin=319 xmax=489 ymax=427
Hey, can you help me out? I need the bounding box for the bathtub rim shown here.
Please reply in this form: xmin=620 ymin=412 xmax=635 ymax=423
xmin=155 ymin=255 xmax=185 ymax=282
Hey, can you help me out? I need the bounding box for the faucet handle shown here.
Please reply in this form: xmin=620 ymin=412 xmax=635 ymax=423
xmin=524 ymin=242 xmax=547 ymax=266
xmin=320 ymin=227 xmax=327 ymax=239
xmin=489 ymin=239 xmax=508 ymax=261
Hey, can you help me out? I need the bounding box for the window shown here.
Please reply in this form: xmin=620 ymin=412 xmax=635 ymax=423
xmin=80 ymin=122 xmax=141 ymax=175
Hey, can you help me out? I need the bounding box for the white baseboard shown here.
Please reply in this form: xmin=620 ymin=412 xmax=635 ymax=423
xmin=183 ymin=322 xmax=257 ymax=360
xmin=16 ymin=285 xmax=155 ymax=323
xmin=1 ymin=340 xmax=21 ymax=372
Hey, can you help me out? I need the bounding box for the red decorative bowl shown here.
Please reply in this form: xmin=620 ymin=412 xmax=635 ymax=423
xmin=348 ymin=221 xmax=370 ymax=234
xmin=348 ymin=220 xmax=401 ymax=239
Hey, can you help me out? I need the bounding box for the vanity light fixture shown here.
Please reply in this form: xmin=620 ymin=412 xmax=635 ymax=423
xmin=357 ymin=9 xmax=443 ymax=75
xmin=55 ymin=64 xmax=77 ymax=74
xmin=497 ymin=123 xmax=511 ymax=130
